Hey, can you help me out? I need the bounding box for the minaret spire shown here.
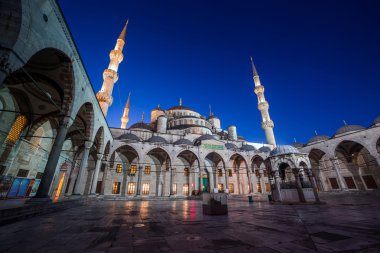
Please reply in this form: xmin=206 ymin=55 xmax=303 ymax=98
xmin=209 ymin=104 xmax=212 ymax=117
xmin=179 ymin=98 xmax=182 ymax=106
xmin=251 ymin=57 xmax=276 ymax=147
xmin=121 ymin=92 xmax=131 ymax=129
xmin=96 ymin=20 xmax=129 ymax=117
xmin=141 ymin=112 xmax=145 ymax=122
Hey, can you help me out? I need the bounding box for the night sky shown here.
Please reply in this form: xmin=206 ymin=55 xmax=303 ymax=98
xmin=58 ymin=0 xmax=380 ymax=145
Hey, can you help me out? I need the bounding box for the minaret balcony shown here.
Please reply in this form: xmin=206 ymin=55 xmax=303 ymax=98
xmin=96 ymin=91 xmax=113 ymax=105
xmin=254 ymin=85 xmax=265 ymax=94
xmin=103 ymin=69 xmax=119 ymax=82
xmin=109 ymin=50 xmax=124 ymax=62
xmin=258 ymin=101 xmax=269 ymax=111
xmin=261 ymin=120 xmax=274 ymax=129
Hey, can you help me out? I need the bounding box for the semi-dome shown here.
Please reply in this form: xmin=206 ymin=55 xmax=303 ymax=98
xmin=240 ymin=144 xmax=257 ymax=152
xmin=174 ymin=138 xmax=193 ymax=146
xmin=146 ymin=136 xmax=168 ymax=144
xmin=258 ymin=146 xmax=271 ymax=153
xmin=307 ymin=135 xmax=330 ymax=144
xmin=116 ymin=133 xmax=141 ymax=142
xmin=194 ymin=134 xmax=217 ymax=145
xmin=335 ymin=125 xmax=365 ymax=136
xmin=129 ymin=122 xmax=152 ymax=131
xmin=291 ymin=142 xmax=304 ymax=148
xmin=225 ymin=143 xmax=238 ymax=150
xmin=270 ymin=145 xmax=300 ymax=156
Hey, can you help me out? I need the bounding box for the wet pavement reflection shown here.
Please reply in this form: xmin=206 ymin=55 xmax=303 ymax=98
xmin=0 ymin=193 xmax=380 ymax=252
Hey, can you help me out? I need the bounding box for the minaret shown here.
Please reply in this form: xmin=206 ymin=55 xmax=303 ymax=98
xmin=96 ymin=20 xmax=129 ymax=117
xmin=251 ymin=57 xmax=276 ymax=147
xmin=120 ymin=92 xmax=131 ymax=129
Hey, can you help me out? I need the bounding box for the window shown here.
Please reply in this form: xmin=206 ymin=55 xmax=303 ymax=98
xmin=218 ymin=183 xmax=224 ymax=192
xmin=17 ymin=169 xmax=29 ymax=178
xmin=116 ymin=164 xmax=123 ymax=173
xmin=228 ymin=183 xmax=234 ymax=193
xmin=127 ymin=182 xmax=136 ymax=195
xmin=184 ymin=168 xmax=189 ymax=177
xmin=217 ymin=169 xmax=223 ymax=177
xmin=183 ymin=184 xmax=189 ymax=196
xmin=362 ymin=175 xmax=378 ymax=189
xmin=172 ymin=183 xmax=177 ymax=194
xmin=100 ymin=164 xmax=106 ymax=172
xmin=257 ymin=182 xmax=262 ymax=193
xmin=144 ymin=166 xmax=151 ymax=175
xmin=142 ymin=183 xmax=150 ymax=195
xmin=263 ymin=169 xmax=268 ymax=177
xmin=112 ymin=182 xmax=121 ymax=194
xmin=129 ymin=165 xmax=137 ymax=175
xmin=6 ymin=115 xmax=28 ymax=144
xmin=329 ymin=178 xmax=339 ymax=189
xmin=227 ymin=169 xmax=232 ymax=177
xmin=255 ymin=170 xmax=260 ymax=177
xmin=344 ymin=177 xmax=356 ymax=189
xmin=265 ymin=183 xmax=271 ymax=192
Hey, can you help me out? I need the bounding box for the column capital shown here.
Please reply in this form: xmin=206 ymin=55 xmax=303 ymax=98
xmin=84 ymin=141 xmax=93 ymax=149
xmin=60 ymin=116 xmax=74 ymax=128
xmin=96 ymin=154 xmax=104 ymax=160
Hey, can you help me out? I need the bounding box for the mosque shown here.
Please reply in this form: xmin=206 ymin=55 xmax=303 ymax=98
xmin=0 ymin=0 xmax=379 ymax=204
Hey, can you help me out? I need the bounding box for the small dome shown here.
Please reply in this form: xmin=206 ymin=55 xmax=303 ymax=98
xmin=174 ymin=138 xmax=193 ymax=146
xmin=225 ymin=143 xmax=238 ymax=150
xmin=291 ymin=142 xmax=305 ymax=148
xmin=116 ymin=133 xmax=141 ymax=142
xmin=146 ymin=136 xmax=168 ymax=144
xmin=258 ymin=146 xmax=271 ymax=153
xmin=129 ymin=122 xmax=152 ymax=131
xmin=194 ymin=134 xmax=217 ymax=145
xmin=307 ymin=135 xmax=329 ymax=144
xmin=270 ymin=145 xmax=300 ymax=156
xmin=335 ymin=125 xmax=365 ymax=136
xmin=373 ymin=116 xmax=380 ymax=126
xmin=240 ymin=144 xmax=257 ymax=152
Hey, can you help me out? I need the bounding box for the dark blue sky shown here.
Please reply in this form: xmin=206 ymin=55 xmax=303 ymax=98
xmin=59 ymin=0 xmax=379 ymax=145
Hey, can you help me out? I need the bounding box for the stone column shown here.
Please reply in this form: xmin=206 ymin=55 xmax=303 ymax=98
xmin=236 ymin=165 xmax=241 ymax=194
xmin=200 ymin=168 xmax=204 ymax=194
xmin=169 ymin=167 xmax=174 ymax=196
xmin=330 ymin=157 xmax=347 ymax=190
xmin=225 ymin=169 xmax=229 ymax=193
xmin=135 ymin=166 xmax=143 ymax=196
xmin=273 ymin=170 xmax=282 ymax=201
xmin=33 ymin=117 xmax=72 ymax=200
xmin=247 ymin=171 xmax=252 ymax=193
xmin=121 ymin=163 xmax=128 ymax=197
xmin=100 ymin=162 xmax=109 ymax=195
xmin=73 ymin=141 xmax=92 ymax=195
xmin=293 ymin=168 xmax=306 ymax=202
xmin=307 ymin=169 xmax=320 ymax=202
xmin=90 ymin=154 xmax=103 ymax=195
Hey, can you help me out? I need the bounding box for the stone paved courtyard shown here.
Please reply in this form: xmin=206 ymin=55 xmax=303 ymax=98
xmin=0 ymin=193 xmax=380 ymax=253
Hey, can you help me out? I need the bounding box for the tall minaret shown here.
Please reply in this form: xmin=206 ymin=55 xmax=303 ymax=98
xmin=251 ymin=57 xmax=276 ymax=147
xmin=96 ymin=20 xmax=129 ymax=117
xmin=120 ymin=92 xmax=131 ymax=129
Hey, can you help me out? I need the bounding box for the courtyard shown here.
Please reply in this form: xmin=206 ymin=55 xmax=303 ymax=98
xmin=0 ymin=193 xmax=379 ymax=252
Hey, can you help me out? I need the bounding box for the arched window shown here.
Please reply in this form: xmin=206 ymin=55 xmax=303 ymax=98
xmin=6 ymin=115 xmax=28 ymax=144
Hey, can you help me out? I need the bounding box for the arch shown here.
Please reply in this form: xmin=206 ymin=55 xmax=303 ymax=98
xmin=93 ymin=126 xmax=104 ymax=153
xmin=252 ymin=155 xmax=265 ymax=172
xmin=103 ymin=141 xmax=111 ymax=160
xmin=335 ymin=140 xmax=380 ymax=190
xmin=176 ymin=150 xmax=201 ymax=196
xmin=69 ymin=102 xmax=94 ymax=141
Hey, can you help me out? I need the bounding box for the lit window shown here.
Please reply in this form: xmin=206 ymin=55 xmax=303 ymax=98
xmin=172 ymin=183 xmax=177 ymax=194
xmin=112 ymin=182 xmax=121 ymax=194
xmin=129 ymin=165 xmax=137 ymax=175
xmin=217 ymin=169 xmax=223 ymax=177
xmin=144 ymin=166 xmax=151 ymax=175
xmin=228 ymin=183 xmax=234 ymax=193
xmin=255 ymin=170 xmax=260 ymax=177
xmin=127 ymin=182 xmax=136 ymax=195
xmin=116 ymin=164 xmax=123 ymax=173
xmin=17 ymin=169 xmax=29 ymax=177
xmin=6 ymin=115 xmax=27 ymax=144
xmin=265 ymin=183 xmax=271 ymax=192
xmin=257 ymin=182 xmax=262 ymax=193
xmin=218 ymin=183 xmax=224 ymax=192
xmin=184 ymin=168 xmax=189 ymax=177
xmin=227 ymin=169 xmax=232 ymax=177
xmin=142 ymin=183 xmax=150 ymax=195
xmin=183 ymin=184 xmax=189 ymax=195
